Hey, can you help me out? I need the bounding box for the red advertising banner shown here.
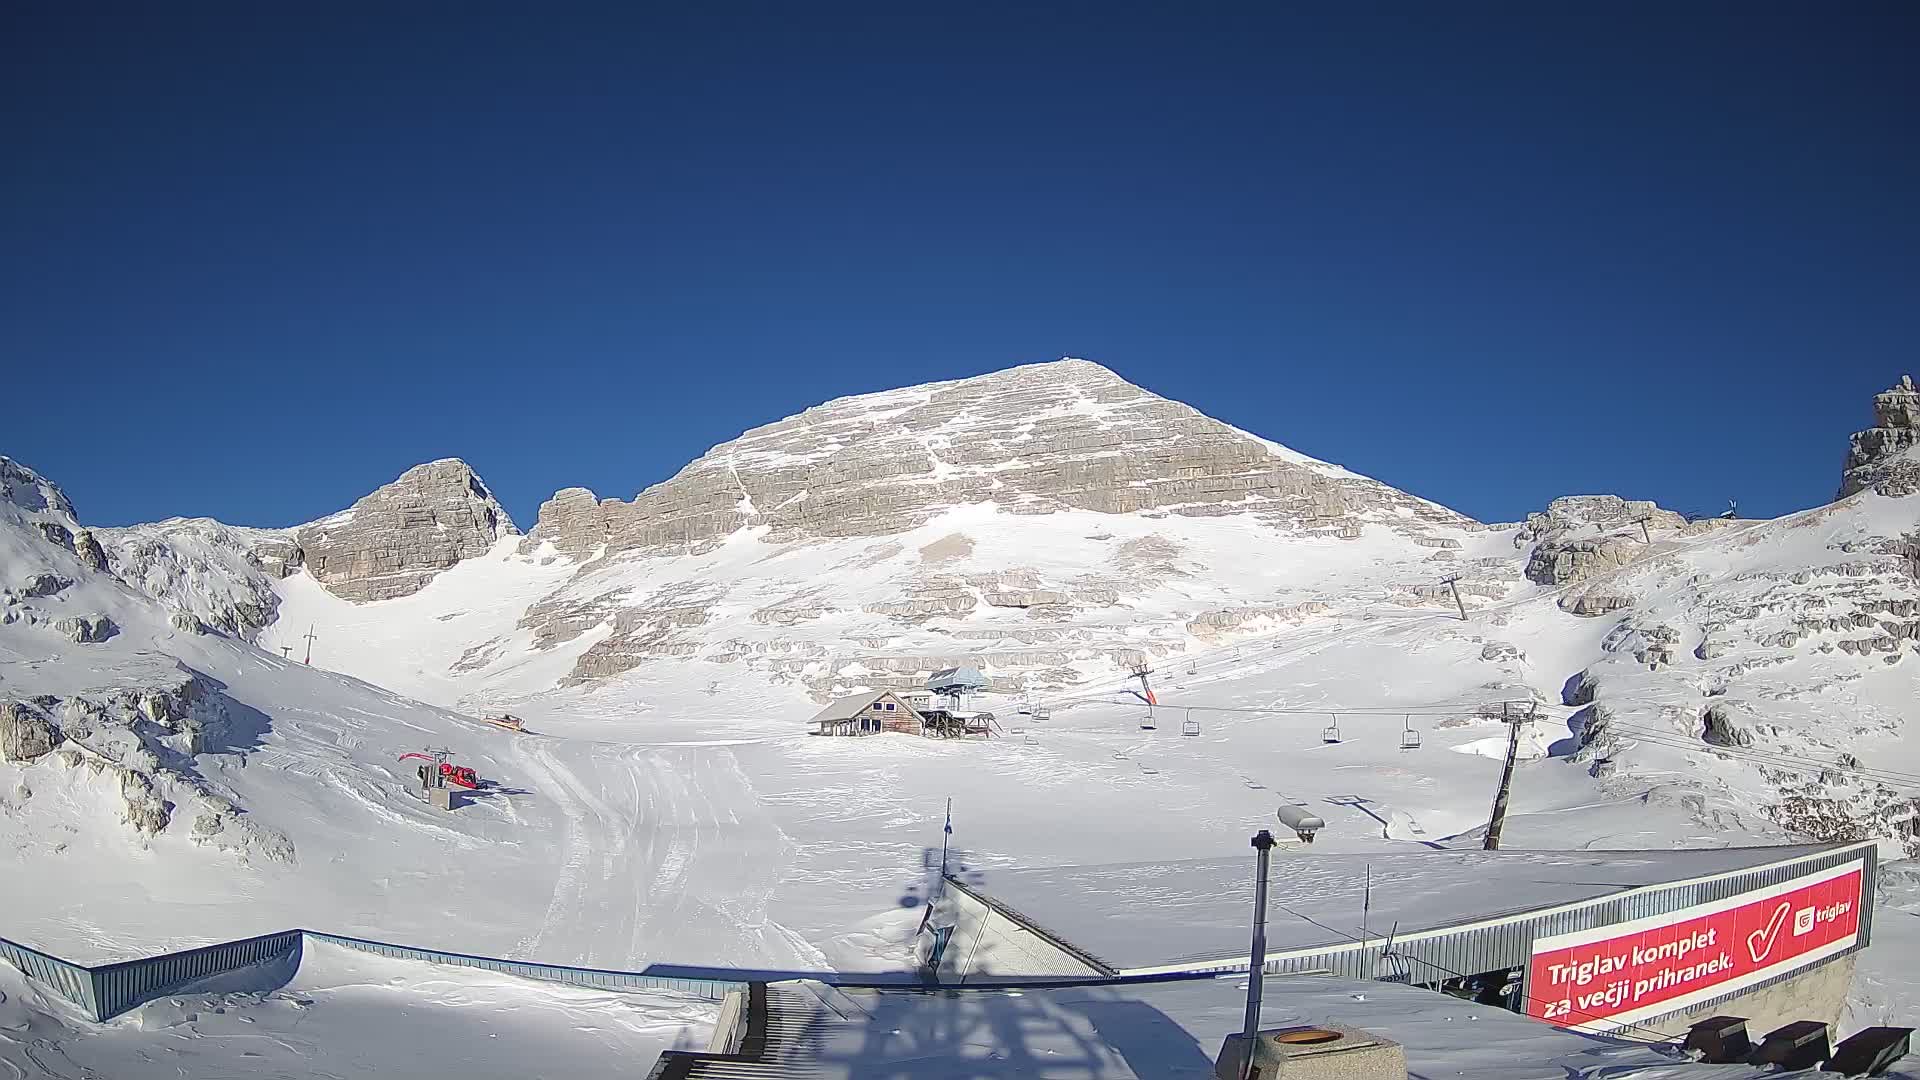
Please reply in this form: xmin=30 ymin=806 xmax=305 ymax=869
xmin=1527 ymin=860 xmax=1863 ymax=1032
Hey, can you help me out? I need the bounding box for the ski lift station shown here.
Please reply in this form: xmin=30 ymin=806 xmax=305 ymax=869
xmin=925 ymin=665 xmax=988 ymax=704
xmin=650 ymin=970 xmax=1874 ymax=1080
xmin=919 ymin=841 xmax=1879 ymax=1041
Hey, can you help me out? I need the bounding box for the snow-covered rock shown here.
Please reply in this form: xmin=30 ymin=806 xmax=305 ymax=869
xmin=1839 ymin=374 xmax=1920 ymax=498
xmin=97 ymin=517 xmax=291 ymax=637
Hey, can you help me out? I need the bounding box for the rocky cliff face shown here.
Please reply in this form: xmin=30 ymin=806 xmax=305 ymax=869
xmin=297 ymin=459 xmax=517 ymax=602
xmin=525 ymin=359 xmax=1472 ymax=559
xmin=1839 ymin=374 xmax=1920 ymax=498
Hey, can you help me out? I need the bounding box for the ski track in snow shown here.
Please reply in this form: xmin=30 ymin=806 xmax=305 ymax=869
xmin=512 ymin=738 xmax=592 ymax=962
xmin=499 ymin=735 xmax=819 ymax=971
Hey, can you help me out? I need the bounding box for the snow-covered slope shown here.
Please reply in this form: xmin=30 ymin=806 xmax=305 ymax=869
xmin=5 ymin=365 xmax=1918 ymax=1038
xmin=1555 ymin=484 xmax=1920 ymax=849
xmin=0 ymin=456 xmax=822 ymax=973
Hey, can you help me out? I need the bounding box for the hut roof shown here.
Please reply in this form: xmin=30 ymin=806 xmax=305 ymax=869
xmin=809 ymin=691 xmax=910 ymax=724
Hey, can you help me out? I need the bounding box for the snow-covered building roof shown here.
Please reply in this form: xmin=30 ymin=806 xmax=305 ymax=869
xmin=808 ymin=691 xmax=917 ymax=724
xmin=925 ymin=666 xmax=987 ymax=691
xmin=949 ymin=843 xmax=1854 ymax=974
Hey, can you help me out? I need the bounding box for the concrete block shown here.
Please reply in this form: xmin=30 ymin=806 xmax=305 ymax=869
xmin=1215 ymin=1023 xmax=1407 ymax=1079
xmin=430 ymin=785 xmax=459 ymax=811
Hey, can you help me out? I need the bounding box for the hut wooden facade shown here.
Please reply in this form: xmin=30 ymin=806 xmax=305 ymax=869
xmin=809 ymin=691 xmax=925 ymax=737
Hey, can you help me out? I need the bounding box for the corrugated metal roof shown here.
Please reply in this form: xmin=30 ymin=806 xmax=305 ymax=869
xmin=960 ymin=844 xmax=1849 ymax=972
xmin=925 ymin=666 xmax=987 ymax=691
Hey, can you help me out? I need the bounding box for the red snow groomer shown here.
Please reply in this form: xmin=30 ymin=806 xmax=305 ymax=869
xmin=399 ymin=751 xmax=480 ymax=790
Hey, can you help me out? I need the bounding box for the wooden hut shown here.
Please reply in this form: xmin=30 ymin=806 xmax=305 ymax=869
xmin=809 ymin=691 xmax=925 ymax=737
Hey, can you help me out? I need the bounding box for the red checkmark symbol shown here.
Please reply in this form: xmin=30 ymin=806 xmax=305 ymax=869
xmin=1747 ymin=902 xmax=1791 ymax=963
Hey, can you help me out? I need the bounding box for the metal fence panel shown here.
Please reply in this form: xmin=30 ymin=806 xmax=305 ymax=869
xmin=0 ymin=933 xmax=99 ymax=1017
xmin=302 ymin=931 xmax=747 ymax=1000
xmin=90 ymin=930 xmax=304 ymax=1020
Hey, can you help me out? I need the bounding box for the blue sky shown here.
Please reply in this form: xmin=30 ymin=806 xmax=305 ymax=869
xmin=4 ymin=4 xmax=1915 ymax=529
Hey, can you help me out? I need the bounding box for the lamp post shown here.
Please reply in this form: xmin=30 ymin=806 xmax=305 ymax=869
xmin=1241 ymin=828 xmax=1277 ymax=1075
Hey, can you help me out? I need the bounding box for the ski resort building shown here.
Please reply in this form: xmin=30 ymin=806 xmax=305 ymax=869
xmin=920 ymin=841 xmax=1879 ymax=1040
xmin=648 ymin=973 xmax=1873 ymax=1079
xmin=808 ymin=691 xmax=925 ymax=736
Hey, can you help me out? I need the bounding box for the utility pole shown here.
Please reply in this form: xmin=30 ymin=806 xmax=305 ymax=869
xmin=279 ymin=645 xmax=292 ymax=659
xmin=1632 ymin=516 xmax=1652 ymax=544
xmin=1240 ymin=829 xmax=1277 ymax=1078
xmin=1129 ymin=663 xmax=1158 ymax=719
xmin=1483 ymin=702 xmax=1534 ymax=851
xmin=302 ymin=624 xmax=318 ymax=665
xmin=1440 ymin=575 xmax=1467 ymax=621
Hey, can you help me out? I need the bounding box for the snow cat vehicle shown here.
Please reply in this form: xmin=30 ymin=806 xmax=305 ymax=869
xmin=398 ymin=752 xmax=480 ymax=789
xmin=483 ymin=713 xmax=525 ymax=732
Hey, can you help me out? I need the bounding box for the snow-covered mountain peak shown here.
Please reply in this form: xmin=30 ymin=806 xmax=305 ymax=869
xmin=525 ymin=358 xmax=1472 ymax=561
xmin=0 ymin=455 xmax=79 ymax=528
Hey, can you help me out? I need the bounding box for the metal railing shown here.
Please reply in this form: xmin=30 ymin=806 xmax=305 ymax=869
xmin=305 ymin=930 xmax=748 ymax=1000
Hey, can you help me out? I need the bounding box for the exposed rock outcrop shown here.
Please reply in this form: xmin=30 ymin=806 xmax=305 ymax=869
xmin=1186 ymin=602 xmax=1334 ymax=642
xmin=298 ymin=459 xmax=517 ymax=602
xmin=524 ymin=360 xmax=1473 ymax=560
xmin=118 ymin=768 xmax=170 ymax=835
xmin=1839 ymin=375 xmax=1920 ymax=498
xmin=1520 ymin=496 xmax=1686 ymax=586
xmin=1701 ymin=703 xmax=1754 ymax=747
xmin=20 ymin=573 xmax=69 ymax=599
xmin=0 ymin=701 xmax=60 ymax=762
xmin=72 ymin=529 xmax=109 ymax=573
xmin=52 ymin=614 xmax=117 ymax=643
xmin=1527 ymin=535 xmax=1640 ymax=586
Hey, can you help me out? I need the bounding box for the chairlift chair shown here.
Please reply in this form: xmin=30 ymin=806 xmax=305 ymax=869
xmin=1181 ymin=710 xmax=1201 ymax=737
xmin=1322 ymin=714 xmax=1342 ymax=743
xmin=1400 ymin=717 xmax=1422 ymax=751
xmin=1140 ymin=706 xmax=1157 ymax=730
